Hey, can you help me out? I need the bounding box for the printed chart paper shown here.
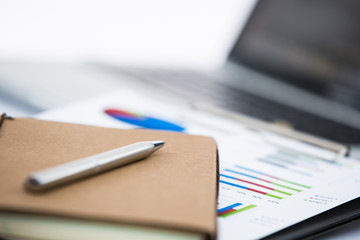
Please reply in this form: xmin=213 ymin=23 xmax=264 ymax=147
xmin=37 ymin=89 xmax=360 ymax=240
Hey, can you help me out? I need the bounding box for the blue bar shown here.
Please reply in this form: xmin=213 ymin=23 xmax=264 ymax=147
xmin=258 ymin=158 xmax=312 ymax=176
xmin=235 ymin=165 xmax=266 ymax=175
xmin=220 ymin=180 xmax=248 ymax=190
xmin=225 ymin=169 xmax=259 ymax=179
xmin=218 ymin=203 xmax=242 ymax=214
xmin=220 ymin=174 xmax=236 ymax=180
xmin=269 ymin=155 xmax=295 ymax=165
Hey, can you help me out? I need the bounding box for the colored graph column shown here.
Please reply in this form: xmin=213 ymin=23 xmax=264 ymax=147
xmin=233 ymin=165 xmax=311 ymax=189
xmin=220 ymin=180 xmax=283 ymax=199
xmin=218 ymin=203 xmax=256 ymax=218
xmin=220 ymin=174 xmax=292 ymax=196
xmin=104 ymin=108 xmax=185 ymax=132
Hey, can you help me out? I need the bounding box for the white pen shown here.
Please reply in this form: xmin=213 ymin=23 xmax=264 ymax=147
xmin=25 ymin=141 xmax=165 ymax=191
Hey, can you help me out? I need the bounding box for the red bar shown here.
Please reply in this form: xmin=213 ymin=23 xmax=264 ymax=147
xmin=218 ymin=208 xmax=236 ymax=216
xmin=258 ymin=178 xmax=272 ymax=183
xmin=236 ymin=178 xmax=275 ymax=191
xmin=266 ymin=174 xmax=280 ymax=180
xmin=247 ymin=188 xmax=267 ymax=195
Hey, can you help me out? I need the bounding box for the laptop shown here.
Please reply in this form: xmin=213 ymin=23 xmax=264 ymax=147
xmin=99 ymin=0 xmax=360 ymax=145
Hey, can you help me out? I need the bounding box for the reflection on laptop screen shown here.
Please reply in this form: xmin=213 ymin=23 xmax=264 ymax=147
xmin=230 ymin=0 xmax=360 ymax=110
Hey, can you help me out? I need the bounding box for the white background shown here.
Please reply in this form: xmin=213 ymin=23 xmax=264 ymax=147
xmin=0 ymin=0 xmax=255 ymax=69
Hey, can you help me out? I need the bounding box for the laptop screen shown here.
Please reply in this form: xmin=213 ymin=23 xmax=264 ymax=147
xmin=230 ymin=0 xmax=360 ymax=110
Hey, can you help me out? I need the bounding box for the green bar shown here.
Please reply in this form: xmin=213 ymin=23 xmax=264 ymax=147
xmin=279 ymin=179 xmax=311 ymax=189
xmin=220 ymin=205 xmax=257 ymax=218
xmin=279 ymin=149 xmax=298 ymax=156
xmin=273 ymin=189 xmax=292 ymax=196
xmin=279 ymin=149 xmax=323 ymax=164
xmin=265 ymin=193 xmax=283 ymax=199
xmin=271 ymin=182 xmax=302 ymax=192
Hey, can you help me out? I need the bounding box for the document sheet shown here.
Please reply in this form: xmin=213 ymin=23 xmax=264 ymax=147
xmin=37 ymin=89 xmax=360 ymax=240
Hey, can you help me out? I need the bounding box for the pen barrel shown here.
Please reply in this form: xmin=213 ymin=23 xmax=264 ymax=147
xmin=25 ymin=141 xmax=158 ymax=191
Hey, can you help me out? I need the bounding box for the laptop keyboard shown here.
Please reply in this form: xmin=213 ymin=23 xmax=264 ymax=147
xmin=116 ymin=68 xmax=360 ymax=144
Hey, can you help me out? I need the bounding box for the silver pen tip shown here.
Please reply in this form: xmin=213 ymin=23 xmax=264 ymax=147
xmin=153 ymin=140 xmax=165 ymax=150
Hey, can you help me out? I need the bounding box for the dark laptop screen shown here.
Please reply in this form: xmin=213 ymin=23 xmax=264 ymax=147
xmin=230 ymin=0 xmax=360 ymax=110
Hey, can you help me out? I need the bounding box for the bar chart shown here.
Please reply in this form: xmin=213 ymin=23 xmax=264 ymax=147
xmin=217 ymin=199 xmax=256 ymax=218
xmin=219 ymin=164 xmax=312 ymax=204
xmin=256 ymin=149 xmax=336 ymax=177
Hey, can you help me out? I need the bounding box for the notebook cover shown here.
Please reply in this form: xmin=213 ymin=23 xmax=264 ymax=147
xmin=0 ymin=118 xmax=218 ymax=238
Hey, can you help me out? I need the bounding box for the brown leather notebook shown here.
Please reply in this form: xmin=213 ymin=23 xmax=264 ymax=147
xmin=0 ymin=118 xmax=218 ymax=240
